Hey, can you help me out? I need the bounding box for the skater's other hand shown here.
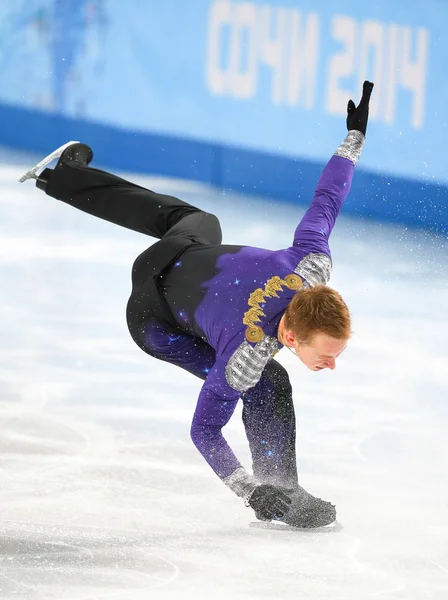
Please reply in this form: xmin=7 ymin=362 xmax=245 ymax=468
xmin=246 ymin=484 xmax=293 ymax=520
xmin=346 ymin=80 xmax=374 ymax=135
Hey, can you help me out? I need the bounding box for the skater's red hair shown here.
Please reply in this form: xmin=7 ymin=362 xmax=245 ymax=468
xmin=284 ymin=285 xmax=351 ymax=345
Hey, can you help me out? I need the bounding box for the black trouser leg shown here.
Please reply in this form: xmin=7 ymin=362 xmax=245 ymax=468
xmin=242 ymin=360 xmax=298 ymax=488
xmin=45 ymin=163 xmax=221 ymax=243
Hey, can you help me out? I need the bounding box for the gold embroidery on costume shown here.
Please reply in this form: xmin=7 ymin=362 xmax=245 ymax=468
xmin=245 ymin=325 xmax=264 ymax=343
xmin=284 ymin=274 xmax=302 ymax=290
xmin=264 ymin=276 xmax=284 ymax=298
xmin=247 ymin=288 xmax=265 ymax=307
xmin=243 ymin=306 xmax=265 ymax=324
xmin=243 ymin=273 xmax=302 ymax=342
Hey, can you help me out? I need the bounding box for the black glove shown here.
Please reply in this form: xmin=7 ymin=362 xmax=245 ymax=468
xmin=246 ymin=484 xmax=292 ymax=520
xmin=346 ymin=80 xmax=374 ymax=135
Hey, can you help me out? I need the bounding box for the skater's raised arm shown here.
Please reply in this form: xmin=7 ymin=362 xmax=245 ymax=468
xmin=292 ymin=81 xmax=374 ymax=257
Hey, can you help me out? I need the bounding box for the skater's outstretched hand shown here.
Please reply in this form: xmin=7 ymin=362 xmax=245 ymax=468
xmin=346 ymin=81 xmax=374 ymax=135
xmin=246 ymin=484 xmax=293 ymax=520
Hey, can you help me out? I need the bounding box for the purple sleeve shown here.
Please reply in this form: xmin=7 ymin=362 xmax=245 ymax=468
xmin=293 ymin=155 xmax=354 ymax=255
xmin=190 ymin=357 xmax=241 ymax=479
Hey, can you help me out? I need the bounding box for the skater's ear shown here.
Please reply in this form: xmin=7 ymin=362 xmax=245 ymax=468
xmin=283 ymin=328 xmax=296 ymax=348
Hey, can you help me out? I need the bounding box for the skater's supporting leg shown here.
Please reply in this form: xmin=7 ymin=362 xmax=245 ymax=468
xmin=242 ymin=361 xmax=298 ymax=488
xmin=44 ymin=161 xmax=221 ymax=242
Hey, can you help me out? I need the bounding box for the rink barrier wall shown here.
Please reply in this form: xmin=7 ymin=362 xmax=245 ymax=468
xmin=2 ymin=102 xmax=448 ymax=234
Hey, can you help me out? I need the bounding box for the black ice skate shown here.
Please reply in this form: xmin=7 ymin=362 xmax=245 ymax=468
xmin=280 ymin=485 xmax=336 ymax=528
xmin=18 ymin=141 xmax=93 ymax=191
xmin=253 ymin=484 xmax=336 ymax=529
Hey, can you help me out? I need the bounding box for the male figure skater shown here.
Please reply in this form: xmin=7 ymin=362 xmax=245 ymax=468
xmin=20 ymin=81 xmax=374 ymax=528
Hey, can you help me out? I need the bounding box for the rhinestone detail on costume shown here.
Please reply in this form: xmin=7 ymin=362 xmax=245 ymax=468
xmin=222 ymin=466 xmax=259 ymax=497
xmin=294 ymin=252 xmax=332 ymax=287
xmin=226 ymin=336 xmax=279 ymax=393
xmin=334 ymin=130 xmax=365 ymax=165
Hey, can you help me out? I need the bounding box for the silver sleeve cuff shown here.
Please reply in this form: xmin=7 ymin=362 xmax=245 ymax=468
xmin=222 ymin=466 xmax=259 ymax=498
xmin=334 ymin=130 xmax=365 ymax=166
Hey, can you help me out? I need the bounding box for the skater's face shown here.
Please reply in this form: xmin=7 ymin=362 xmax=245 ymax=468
xmin=288 ymin=332 xmax=347 ymax=371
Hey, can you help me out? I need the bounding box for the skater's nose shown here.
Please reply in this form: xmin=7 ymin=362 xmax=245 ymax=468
xmin=326 ymin=358 xmax=336 ymax=370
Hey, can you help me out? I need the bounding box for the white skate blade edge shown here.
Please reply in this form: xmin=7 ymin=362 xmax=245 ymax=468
xmin=18 ymin=141 xmax=80 ymax=182
xmin=249 ymin=520 xmax=342 ymax=533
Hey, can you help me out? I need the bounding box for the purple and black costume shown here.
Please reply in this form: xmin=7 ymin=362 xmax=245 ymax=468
xmin=44 ymin=131 xmax=365 ymax=500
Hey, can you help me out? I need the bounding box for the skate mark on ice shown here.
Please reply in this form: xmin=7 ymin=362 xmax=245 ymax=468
xmin=425 ymin=557 xmax=448 ymax=577
xmin=0 ymin=384 xmax=92 ymax=468
xmin=0 ymin=386 xmax=97 ymax=525
xmin=345 ymin=536 xmax=407 ymax=597
xmin=0 ymin=525 xmax=179 ymax=599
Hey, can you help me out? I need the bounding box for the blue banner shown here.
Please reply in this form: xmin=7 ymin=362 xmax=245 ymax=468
xmin=0 ymin=0 xmax=447 ymax=230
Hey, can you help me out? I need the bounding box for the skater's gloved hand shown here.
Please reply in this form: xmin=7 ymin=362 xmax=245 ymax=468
xmin=245 ymin=484 xmax=293 ymax=520
xmin=346 ymin=81 xmax=374 ymax=135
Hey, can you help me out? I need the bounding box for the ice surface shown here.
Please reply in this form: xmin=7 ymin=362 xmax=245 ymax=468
xmin=1 ymin=150 xmax=448 ymax=599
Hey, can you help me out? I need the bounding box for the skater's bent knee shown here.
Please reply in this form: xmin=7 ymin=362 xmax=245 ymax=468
xmin=166 ymin=211 xmax=222 ymax=245
xmin=195 ymin=212 xmax=222 ymax=245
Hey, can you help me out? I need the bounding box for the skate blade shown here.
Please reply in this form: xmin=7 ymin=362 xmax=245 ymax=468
xmin=18 ymin=141 xmax=80 ymax=183
xmin=249 ymin=520 xmax=342 ymax=533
